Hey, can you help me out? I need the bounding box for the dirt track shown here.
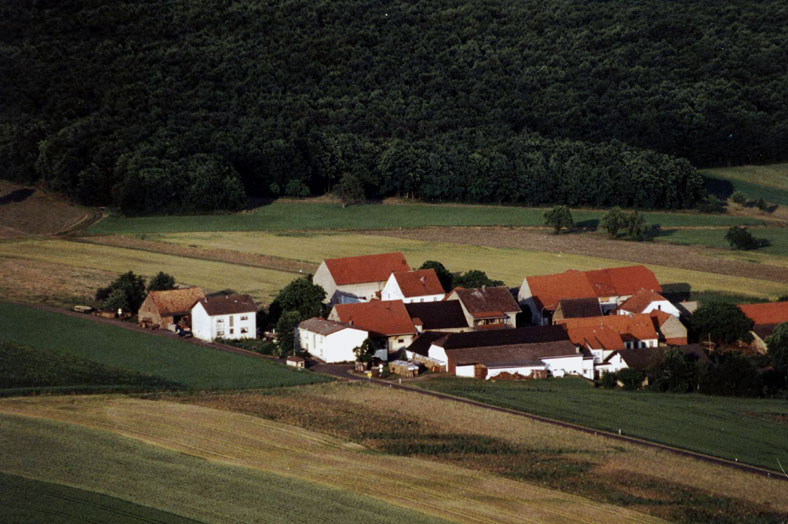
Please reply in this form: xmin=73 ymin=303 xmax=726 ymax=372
xmin=370 ymin=227 xmax=788 ymax=284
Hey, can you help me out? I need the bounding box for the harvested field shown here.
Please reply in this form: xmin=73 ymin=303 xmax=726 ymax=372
xmin=0 ymin=257 xmax=113 ymax=307
xmin=371 ymin=227 xmax=788 ymax=287
xmin=80 ymin=235 xmax=316 ymax=274
xmin=0 ymin=396 xmax=665 ymax=524
xmin=0 ymin=238 xmax=297 ymax=304
xmin=177 ymin=383 xmax=788 ymax=523
xmin=0 ymin=181 xmax=94 ymax=239
xmin=0 ymin=413 xmax=450 ymax=524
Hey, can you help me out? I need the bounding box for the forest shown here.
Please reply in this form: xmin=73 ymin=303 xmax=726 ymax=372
xmin=1 ymin=0 xmax=786 ymax=214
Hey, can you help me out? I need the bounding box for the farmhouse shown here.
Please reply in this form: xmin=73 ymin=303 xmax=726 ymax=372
xmin=381 ymin=269 xmax=445 ymax=303
xmin=739 ymin=301 xmax=788 ymax=351
xmin=296 ymin=317 xmax=370 ymax=363
xmin=519 ymin=265 xmax=661 ymax=325
xmin=137 ymin=287 xmax=205 ymax=329
xmin=560 ymin=313 xmax=659 ymax=363
xmin=405 ymin=300 xmax=470 ymax=333
xmin=313 ymin=252 xmax=410 ymax=304
xmin=191 ymin=294 xmax=257 ymax=342
xmin=445 ymin=286 xmax=521 ymax=329
xmin=617 ymin=288 xmax=681 ymax=317
xmin=328 ymin=300 xmax=417 ymax=355
xmin=445 ymin=340 xmax=587 ymax=380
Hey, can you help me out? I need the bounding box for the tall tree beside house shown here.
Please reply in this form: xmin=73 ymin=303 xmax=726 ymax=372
xmin=95 ymin=271 xmax=146 ymax=313
xmin=689 ymin=302 xmax=754 ymax=346
xmin=419 ymin=261 xmax=454 ymax=292
xmin=452 ymin=270 xmax=504 ymax=289
xmin=353 ymin=338 xmax=378 ymax=363
xmin=275 ymin=311 xmax=302 ymax=356
xmin=267 ymin=277 xmax=327 ymax=328
xmin=544 ymin=206 xmax=574 ymax=234
xmin=147 ymin=272 xmax=176 ymax=292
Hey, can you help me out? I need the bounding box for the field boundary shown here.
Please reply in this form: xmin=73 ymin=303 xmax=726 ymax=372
xmin=315 ymin=364 xmax=788 ymax=482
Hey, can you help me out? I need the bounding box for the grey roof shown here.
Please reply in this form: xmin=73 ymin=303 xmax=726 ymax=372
xmin=438 ymin=326 xmax=570 ymax=350
xmin=405 ymin=301 xmax=469 ymax=330
xmin=406 ymin=331 xmax=451 ymax=357
xmin=298 ymin=317 xmax=360 ymax=336
xmin=557 ymin=298 xmax=602 ymax=319
xmin=197 ymin=294 xmax=257 ymax=315
xmin=448 ymin=340 xmax=579 ymax=367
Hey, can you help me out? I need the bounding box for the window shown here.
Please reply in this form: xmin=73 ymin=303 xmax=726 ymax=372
xmin=217 ymin=330 xmax=225 ymax=337
xmin=398 ymin=338 xmax=404 ymax=343
xmin=241 ymin=327 xmax=248 ymax=334
xmin=230 ymin=316 xmax=234 ymax=327
xmin=216 ymin=318 xmax=224 ymax=323
xmin=241 ymin=315 xmax=248 ymax=321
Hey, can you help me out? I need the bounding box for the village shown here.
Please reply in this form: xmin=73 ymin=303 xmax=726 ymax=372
xmin=126 ymin=251 xmax=788 ymax=385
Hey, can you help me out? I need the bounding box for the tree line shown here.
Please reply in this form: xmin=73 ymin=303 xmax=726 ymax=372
xmin=2 ymin=0 xmax=785 ymax=213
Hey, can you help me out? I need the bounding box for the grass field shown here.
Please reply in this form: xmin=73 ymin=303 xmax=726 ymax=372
xmin=177 ymin=383 xmax=788 ymax=523
xmin=0 ymin=341 xmax=178 ymax=395
xmin=0 ymin=472 xmax=203 ymax=524
xmin=0 ymin=302 xmax=329 ymax=390
xmin=417 ymin=377 xmax=788 ymax=471
xmin=0 ymin=397 xmax=668 ymax=524
xmin=656 ymin=226 xmax=788 ymax=257
xmin=0 ymin=412 xmax=452 ymax=524
xmin=703 ymin=163 xmax=788 ymax=205
xmin=154 ymin=231 xmax=788 ymax=299
xmin=85 ymin=201 xmax=764 ymax=235
xmin=0 ymin=238 xmax=295 ymax=303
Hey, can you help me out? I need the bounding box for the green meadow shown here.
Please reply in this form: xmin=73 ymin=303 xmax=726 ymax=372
xmin=418 ymin=377 xmax=788 ymax=471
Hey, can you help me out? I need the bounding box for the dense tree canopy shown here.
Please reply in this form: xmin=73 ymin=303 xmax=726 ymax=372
xmin=689 ymin=302 xmax=754 ymax=346
xmin=3 ymin=1 xmax=786 ymax=213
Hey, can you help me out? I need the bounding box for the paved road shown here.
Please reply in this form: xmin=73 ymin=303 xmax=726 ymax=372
xmin=313 ymin=363 xmax=788 ymax=483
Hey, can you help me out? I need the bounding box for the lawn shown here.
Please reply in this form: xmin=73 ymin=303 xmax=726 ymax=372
xmin=703 ymin=163 xmax=788 ymax=206
xmin=85 ymin=201 xmax=763 ymax=235
xmin=417 ymin=377 xmax=788 ymax=472
xmin=0 ymin=302 xmax=329 ymax=390
xmin=0 ymin=413 xmax=452 ymax=524
xmin=0 ymin=238 xmax=295 ymax=304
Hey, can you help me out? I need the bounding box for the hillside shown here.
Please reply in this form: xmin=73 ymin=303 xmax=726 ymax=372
xmin=3 ymin=1 xmax=787 ymax=213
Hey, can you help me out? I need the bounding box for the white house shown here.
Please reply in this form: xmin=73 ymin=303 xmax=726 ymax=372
xmin=381 ymin=269 xmax=445 ymax=303
xmin=313 ymin=252 xmax=410 ymax=305
xmin=617 ymin=289 xmax=681 ymax=318
xmin=328 ymin=300 xmax=417 ymax=355
xmin=191 ymin=294 xmax=257 ymax=342
xmin=297 ymin=317 xmax=369 ymax=363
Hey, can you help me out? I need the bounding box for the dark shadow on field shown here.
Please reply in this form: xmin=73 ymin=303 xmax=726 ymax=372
xmin=703 ymin=176 xmax=733 ymax=200
xmin=574 ymin=219 xmax=599 ymax=231
xmin=0 ymin=188 xmax=35 ymax=205
xmin=661 ymin=283 xmax=691 ymax=302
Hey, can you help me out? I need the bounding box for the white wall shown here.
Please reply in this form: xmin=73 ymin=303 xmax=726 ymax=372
xmin=486 ymin=365 xmax=545 ymax=379
xmin=313 ymin=262 xmax=337 ymax=304
xmin=190 ymin=303 xmax=255 ymax=342
xmin=192 ymin=302 xmax=212 ymax=341
xmin=456 ymin=365 xmax=477 ymax=378
xmin=541 ymin=354 xmax=584 ymax=378
xmin=298 ymin=326 xmax=367 ymax=363
xmin=381 ymin=274 xmax=403 ymax=302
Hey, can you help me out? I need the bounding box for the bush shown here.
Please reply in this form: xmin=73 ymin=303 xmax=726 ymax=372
xmin=95 ymin=271 xmax=146 ymax=313
xmin=544 ymin=206 xmax=574 ymax=234
xmin=689 ymin=302 xmax=754 ymax=346
xmin=696 ymin=195 xmax=724 ymax=213
xmin=725 ymin=225 xmax=759 ymax=250
xmin=617 ymin=368 xmax=644 ymax=390
xmin=731 ymin=191 xmax=747 ymax=204
xmin=756 ymin=197 xmax=769 ymax=211
xmin=599 ymin=371 xmax=617 ymax=389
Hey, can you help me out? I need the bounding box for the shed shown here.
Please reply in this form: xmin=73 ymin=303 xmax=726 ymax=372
xmin=389 ymin=360 xmax=419 ymax=378
xmin=287 ymin=355 xmax=306 ymax=369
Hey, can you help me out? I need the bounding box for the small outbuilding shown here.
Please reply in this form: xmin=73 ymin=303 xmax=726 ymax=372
xmin=286 ymin=355 xmax=306 ymax=369
xmin=389 ymin=360 xmax=419 ymax=378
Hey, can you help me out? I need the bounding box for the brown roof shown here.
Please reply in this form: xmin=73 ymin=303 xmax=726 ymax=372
xmin=614 ymin=344 xmax=708 ymax=371
xmin=196 ymin=294 xmax=258 ymax=316
xmin=393 ymin=269 xmax=445 ymax=297
xmin=148 ymin=287 xmax=205 ymax=316
xmin=557 ymin=298 xmax=603 ymax=319
xmin=526 ymin=266 xmax=661 ymax=311
xmin=739 ymin=301 xmax=788 ymax=327
xmin=330 ymin=300 xmax=416 ymax=337
xmin=448 ymin=340 xmax=579 ymax=367
xmin=298 ymin=317 xmax=362 ymax=336
xmin=405 ymin=301 xmax=469 ymax=330
xmin=438 ymin=326 xmax=571 ymax=350
xmin=619 ymin=289 xmax=669 ymax=314
xmin=324 ymin=252 xmax=410 ymax=285
xmin=406 ymin=331 xmax=451 ymax=357
xmin=449 ymin=286 xmax=520 ymax=316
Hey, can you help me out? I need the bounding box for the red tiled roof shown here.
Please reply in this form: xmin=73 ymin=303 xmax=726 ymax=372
xmin=649 ymin=309 xmax=672 ymax=328
xmin=331 ymin=300 xmax=416 ymax=336
xmin=393 ymin=269 xmax=445 ymax=297
xmin=565 ymin=326 xmax=625 ymax=351
xmin=148 ymin=287 xmax=205 ymax=316
xmin=560 ymin=314 xmax=658 ymax=348
xmin=526 ymin=266 xmax=661 ymax=311
xmin=619 ymin=289 xmax=669 ymax=314
xmin=449 ymin=286 xmax=520 ymax=315
xmin=739 ymin=301 xmax=788 ymax=326
xmin=324 ymin=252 xmax=410 ymax=285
